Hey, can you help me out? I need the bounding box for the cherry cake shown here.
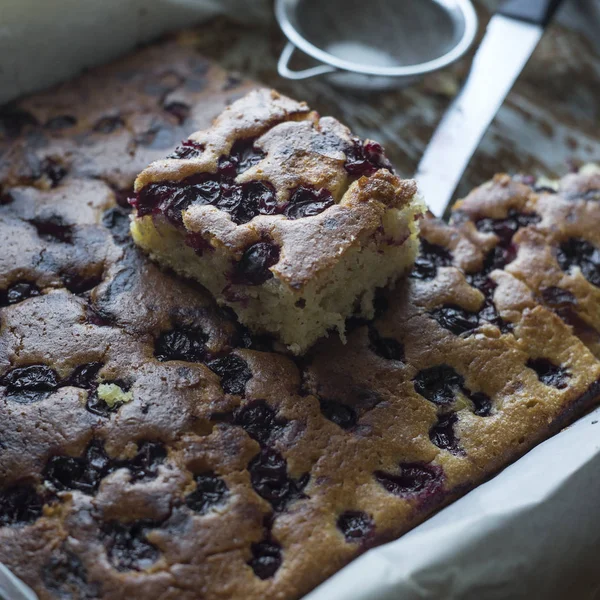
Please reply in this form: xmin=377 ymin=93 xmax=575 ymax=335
xmin=0 ymin=31 xmax=600 ymax=600
xmin=129 ymin=89 xmax=424 ymax=354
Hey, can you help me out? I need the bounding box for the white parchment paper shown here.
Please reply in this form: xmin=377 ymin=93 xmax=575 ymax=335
xmin=1 ymin=2 xmax=599 ymax=599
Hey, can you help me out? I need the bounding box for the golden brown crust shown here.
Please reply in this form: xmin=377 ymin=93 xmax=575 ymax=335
xmin=452 ymin=169 xmax=600 ymax=358
xmin=134 ymin=89 xmax=312 ymax=190
xmin=0 ymin=33 xmax=599 ymax=600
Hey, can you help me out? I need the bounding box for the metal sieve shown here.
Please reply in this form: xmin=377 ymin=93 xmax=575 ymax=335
xmin=276 ymin=0 xmax=478 ymax=89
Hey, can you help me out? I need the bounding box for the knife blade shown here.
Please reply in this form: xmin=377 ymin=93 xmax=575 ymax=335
xmin=416 ymin=0 xmax=565 ymax=218
xmin=415 ymin=15 xmax=542 ymax=217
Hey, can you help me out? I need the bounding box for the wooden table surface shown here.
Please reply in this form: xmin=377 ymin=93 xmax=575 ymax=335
xmin=192 ymin=0 xmax=600 ymax=204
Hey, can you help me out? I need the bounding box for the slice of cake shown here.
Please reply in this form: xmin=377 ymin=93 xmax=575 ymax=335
xmin=130 ymin=89 xmax=424 ymax=354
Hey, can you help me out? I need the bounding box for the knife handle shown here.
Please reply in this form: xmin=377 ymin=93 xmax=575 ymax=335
xmin=498 ymin=0 xmax=564 ymax=27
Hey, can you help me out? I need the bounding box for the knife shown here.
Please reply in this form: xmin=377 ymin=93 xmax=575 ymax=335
xmin=416 ymin=0 xmax=565 ymax=218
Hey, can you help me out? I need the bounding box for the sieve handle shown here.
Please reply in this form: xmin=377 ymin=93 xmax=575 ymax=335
xmin=498 ymin=0 xmax=564 ymax=27
xmin=277 ymin=42 xmax=337 ymax=80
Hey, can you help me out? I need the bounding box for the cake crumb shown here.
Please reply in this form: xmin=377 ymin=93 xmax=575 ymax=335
xmin=97 ymin=383 xmax=133 ymax=407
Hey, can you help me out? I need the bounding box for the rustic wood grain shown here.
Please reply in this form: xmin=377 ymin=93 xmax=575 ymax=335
xmin=188 ymin=0 xmax=600 ymax=204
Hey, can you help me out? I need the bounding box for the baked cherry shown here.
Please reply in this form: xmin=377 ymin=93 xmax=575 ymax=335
xmin=126 ymin=441 xmax=167 ymax=482
xmin=219 ymin=139 xmax=265 ymax=177
xmin=61 ymin=271 xmax=103 ymax=295
xmin=86 ymin=394 xmax=121 ymax=417
xmin=248 ymin=540 xmax=282 ymax=579
xmin=368 ymin=326 xmax=404 ymax=361
xmin=0 ymin=281 xmax=40 ymax=306
xmin=465 ymin=244 xmax=518 ymax=334
xmin=192 ymin=179 xmax=222 ymax=205
xmin=429 ymin=413 xmax=460 ymax=453
xmin=541 ymin=287 xmax=577 ymax=307
xmin=470 ymin=391 xmax=493 ymax=417
xmin=66 ymin=362 xmax=114 ymax=417
xmin=283 ymin=186 xmax=334 ymax=220
xmin=44 ymin=440 xmax=112 ymax=494
xmin=102 ymin=520 xmax=160 ymax=572
xmin=411 ymin=239 xmax=452 ymax=280
xmin=29 ymin=216 xmax=74 ymax=244
xmin=232 ymin=242 xmax=280 ymax=286
xmin=234 ymin=400 xmax=286 ymax=446
xmin=168 ymin=140 xmax=205 ymax=160
xmin=476 ymin=209 xmax=541 ymax=247
xmin=133 ymin=178 xmax=211 ymax=220
xmin=70 ymin=366 xmax=129 ymax=418
xmin=248 ymin=448 xmax=308 ymax=511
xmin=185 ymin=472 xmax=229 ymax=515
xmin=556 ymin=238 xmax=600 ymax=287
xmin=134 ymin=175 xmax=280 ymax=227
xmin=232 ymin=141 xmax=266 ymax=174
xmin=468 ymin=239 xmax=519 ymax=295
xmin=137 ymin=135 xmax=353 ymax=226
xmin=466 ymin=271 xmax=495 ymax=301
xmin=0 ymin=484 xmax=44 ymax=526
xmin=413 ymin=365 xmax=464 ymax=406
xmin=429 ymin=305 xmax=479 ymax=336
xmin=44 ymin=439 xmax=166 ymax=494
xmin=2 ymin=365 xmax=59 ymax=403
xmin=219 ymin=181 xmax=278 ymax=224
xmin=207 ymin=354 xmax=252 ymax=395
xmin=319 ymin=398 xmax=358 ymax=430
xmin=154 ymin=327 xmax=208 ymax=362
xmin=527 ymin=358 xmax=570 ymax=389
xmin=483 ymin=244 xmax=518 ymax=273
xmin=246 ymin=181 xmax=279 ymax=217
xmin=478 ymin=297 xmax=513 ymax=335
xmin=414 ymin=365 xmax=492 ymax=416
xmin=337 ymin=510 xmax=374 ymax=542
xmin=345 ymin=139 xmax=393 ymax=177
xmin=375 ymin=462 xmax=443 ymax=498
xmin=164 ymin=179 xmax=219 ymax=225
xmin=67 ymin=362 xmax=103 ymax=390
